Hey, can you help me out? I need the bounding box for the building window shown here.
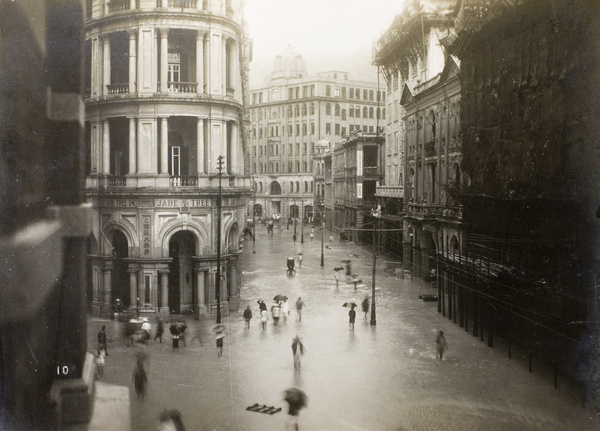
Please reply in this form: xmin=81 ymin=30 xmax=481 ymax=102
xmin=302 ymin=104 xmax=307 ymax=116
xmin=295 ymin=105 xmax=300 ymax=116
xmin=303 ymin=162 xmax=308 ymax=173
xmin=355 ymin=106 xmax=360 ymax=118
xmin=303 ymin=123 xmax=307 ymax=135
xmin=363 ymin=107 xmax=368 ymax=118
xmin=289 ymin=88 xmax=294 ymax=100
xmin=341 ymin=109 xmax=346 ymax=120
xmin=356 ymin=89 xmax=360 ymax=100
xmin=303 ymin=142 xmax=307 ymax=154
xmin=326 ymin=123 xmax=331 ymax=134
xmin=326 ymin=85 xmax=331 ymax=97
xmin=288 ymin=125 xmax=293 ymax=135
xmin=349 ymin=106 xmax=354 ymax=117
xmin=369 ymin=90 xmax=374 ymax=101
xmin=335 ymin=104 xmax=340 ymax=116
xmin=288 ymin=106 xmax=293 ymax=117
xmin=169 ymin=146 xmax=181 ymax=176
xmin=335 ymin=124 xmax=340 ymax=135
xmin=341 ymin=126 xmax=346 ymax=137
xmin=311 ymin=123 xmax=315 ymax=135
xmin=310 ymin=103 xmax=315 ymax=115
xmin=369 ymin=107 xmax=374 ymax=119
xmin=334 ymin=87 xmax=340 ymax=97
xmin=296 ymin=124 xmax=300 ymax=136
xmin=342 ymin=87 xmax=346 ymax=98
xmin=326 ymin=103 xmax=331 ymax=115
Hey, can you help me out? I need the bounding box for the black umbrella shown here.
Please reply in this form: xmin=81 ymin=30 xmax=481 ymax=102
xmin=273 ymin=294 xmax=288 ymax=302
xmin=283 ymin=388 xmax=308 ymax=415
xmin=169 ymin=324 xmax=180 ymax=335
xmin=342 ymin=302 xmax=358 ymax=308
xmin=334 ymin=266 xmax=344 ymax=271
xmin=213 ymin=324 xmax=226 ymax=333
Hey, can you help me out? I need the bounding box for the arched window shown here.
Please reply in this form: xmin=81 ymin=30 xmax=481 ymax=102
xmin=429 ymin=110 xmax=436 ymax=141
xmin=326 ymin=103 xmax=331 ymax=115
xmin=363 ymin=107 xmax=368 ymax=118
xmin=302 ymin=103 xmax=307 ymax=116
xmin=341 ymin=109 xmax=346 ymax=120
xmin=382 ymin=108 xmax=386 ymax=119
xmin=369 ymin=107 xmax=374 ymax=119
xmin=295 ymin=105 xmax=300 ymax=116
xmin=376 ymin=107 xmax=381 ymax=119
xmin=288 ymin=106 xmax=293 ymax=117
xmin=349 ymin=106 xmax=354 ymax=117
xmin=335 ymin=104 xmax=340 ymax=116
xmin=310 ymin=103 xmax=315 ymax=115
xmin=304 ymin=181 xmax=308 ymax=192
xmin=355 ymin=106 xmax=360 ymax=118
xmin=289 ymin=181 xmax=293 ymax=192
xmin=270 ymin=181 xmax=282 ymax=195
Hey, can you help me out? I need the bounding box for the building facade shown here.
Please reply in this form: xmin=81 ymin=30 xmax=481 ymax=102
xmin=84 ymin=0 xmax=251 ymax=319
xmin=248 ymin=48 xmax=384 ymax=228
xmin=374 ymin=0 xmax=459 ymax=271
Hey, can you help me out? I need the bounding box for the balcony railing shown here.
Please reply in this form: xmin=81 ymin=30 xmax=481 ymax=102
xmin=168 ymin=82 xmax=198 ymax=94
xmin=363 ymin=166 xmax=379 ymax=177
xmin=376 ymin=185 xmax=403 ymax=198
xmin=106 ymin=83 xmax=129 ymax=95
xmin=170 ymin=176 xmax=198 ymax=187
xmin=108 ymin=0 xmax=130 ymax=12
xmin=108 ymin=176 xmax=127 ymax=187
xmin=157 ymin=0 xmax=199 ymax=8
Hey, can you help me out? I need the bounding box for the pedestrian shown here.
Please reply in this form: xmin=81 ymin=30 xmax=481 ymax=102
xmin=260 ymin=308 xmax=268 ymax=330
xmin=97 ymin=325 xmax=108 ymax=356
xmin=177 ymin=321 xmax=188 ymax=347
xmin=95 ymin=348 xmax=105 ymax=379
xmin=295 ymin=297 xmax=305 ymax=322
xmin=154 ymin=316 xmax=164 ymax=343
xmin=329 ymin=234 xmax=334 ymax=243
xmin=309 ymin=232 xmax=314 ymax=242
xmin=436 ymin=330 xmax=448 ymax=360
xmin=361 ymin=296 xmax=369 ymax=319
xmin=216 ymin=331 xmax=225 ymax=357
xmin=141 ymin=317 xmax=152 ymax=337
xmin=293 ymin=233 xmax=297 ymax=244
xmin=334 ymin=270 xmax=342 ymax=288
xmin=157 ymin=409 xmax=186 ymax=431
xmin=259 ymin=299 xmax=267 ymax=313
xmin=298 ymin=253 xmax=303 ymax=268
xmin=272 ymin=302 xmax=282 ymax=326
xmin=291 ymin=335 xmax=305 ymax=370
xmin=132 ymin=354 xmax=148 ymax=400
xmin=281 ymin=299 xmax=290 ymax=324
xmin=243 ymin=305 xmax=253 ymax=329
xmin=348 ymin=306 xmax=356 ymax=330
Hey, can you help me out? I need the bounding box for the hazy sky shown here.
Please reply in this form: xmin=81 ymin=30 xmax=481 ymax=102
xmin=243 ymin=0 xmax=405 ymax=86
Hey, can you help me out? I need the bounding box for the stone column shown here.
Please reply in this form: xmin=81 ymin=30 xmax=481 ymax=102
xmin=103 ymin=267 xmax=112 ymax=317
xmin=159 ymin=28 xmax=168 ymax=93
xmin=197 ymin=117 xmax=205 ymax=174
xmin=222 ymin=36 xmax=227 ymax=95
xmin=205 ymin=33 xmax=212 ymax=94
xmin=160 ymin=271 xmax=169 ymax=314
xmin=91 ymin=37 xmax=101 ymax=97
xmin=230 ymin=122 xmax=238 ymax=175
xmin=196 ymin=269 xmax=206 ymax=318
xmin=196 ymin=31 xmax=204 ymax=93
xmin=128 ymin=268 xmax=137 ymax=309
xmin=90 ymin=120 xmax=101 ymax=173
xmin=102 ymin=35 xmax=111 ymax=96
xmin=102 ymin=120 xmax=110 ymax=174
xmin=128 ymin=117 xmax=136 ymax=174
xmin=128 ymin=29 xmax=137 ymax=93
xmin=160 ymin=117 xmax=169 ymax=175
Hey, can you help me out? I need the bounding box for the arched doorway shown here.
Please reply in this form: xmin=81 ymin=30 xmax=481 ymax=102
xmin=112 ymin=230 xmax=129 ymax=308
xmin=168 ymin=231 xmax=196 ymax=314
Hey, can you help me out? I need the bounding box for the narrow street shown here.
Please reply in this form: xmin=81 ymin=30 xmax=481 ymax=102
xmin=89 ymin=224 xmax=600 ymax=430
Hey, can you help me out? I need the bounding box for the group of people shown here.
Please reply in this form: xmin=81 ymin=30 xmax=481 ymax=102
xmin=248 ymin=298 xmax=305 ymax=330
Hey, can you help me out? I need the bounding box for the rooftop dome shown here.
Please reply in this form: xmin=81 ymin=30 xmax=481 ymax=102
xmin=271 ymin=46 xmax=307 ymax=80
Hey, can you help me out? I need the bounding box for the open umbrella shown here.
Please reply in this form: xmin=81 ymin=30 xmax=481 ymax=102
xmin=273 ymin=294 xmax=288 ymax=302
xmin=283 ymin=388 xmax=308 ymax=415
xmin=342 ymin=302 xmax=358 ymax=308
xmin=213 ymin=324 xmax=226 ymax=333
xmin=334 ymin=266 xmax=344 ymax=271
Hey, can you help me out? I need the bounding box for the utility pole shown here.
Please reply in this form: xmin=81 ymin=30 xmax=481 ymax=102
xmin=371 ymin=207 xmax=381 ymax=326
xmin=216 ymin=155 xmax=224 ymax=324
xmin=301 ymin=196 xmax=304 ymax=243
xmin=252 ymin=176 xmax=256 ymax=254
xmin=320 ymin=202 xmax=325 ymax=267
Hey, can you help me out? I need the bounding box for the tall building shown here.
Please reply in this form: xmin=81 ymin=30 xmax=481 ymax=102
xmin=248 ymin=47 xmax=384 ymax=228
xmin=84 ymin=0 xmax=251 ymax=320
xmin=374 ymin=0 xmax=458 ymax=262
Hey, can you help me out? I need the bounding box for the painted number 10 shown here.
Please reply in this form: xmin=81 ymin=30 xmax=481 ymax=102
xmin=56 ymin=366 xmax=69 ymax=376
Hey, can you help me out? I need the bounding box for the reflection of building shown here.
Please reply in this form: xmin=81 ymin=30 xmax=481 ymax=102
xmin=374 ymin=0 xmax=459 ymax=273
xmin=248 ymin=47 xmax=384 ymax=226
xmin=84 ymin=0 xmax=251 ymax=319
xmin=332 ymin=133 xmax=385 ymax=244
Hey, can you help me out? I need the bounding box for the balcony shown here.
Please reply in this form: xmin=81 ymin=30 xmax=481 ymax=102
xmin=106 ymin=83 xmax=128 ymax=95
xmin=108 ymin=0 xmax=130 ymax=13
xmin=170 ymin=176 xmax=198 ymax=187
xmin=157 ymin=0 xmax=199 ymax=9
xmin=108 ymin=176 xmax=127 ymax=187
xmin=168 ymin=82 xmax=198 ymax=94
xmin=376 ymin=185 xmax=403 ymax=198
xmin=363 ymin=166 xmax=379 ymax=177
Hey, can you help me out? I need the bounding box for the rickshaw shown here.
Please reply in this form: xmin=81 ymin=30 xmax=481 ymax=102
xmin=287 ymin=257 xmax=295 ymax=275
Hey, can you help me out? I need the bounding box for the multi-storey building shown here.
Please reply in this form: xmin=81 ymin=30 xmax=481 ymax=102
xmin=332 ymin=133 xmax=385 ymax=244
xmin=374 ymin=0 xmax=458 ymax=272
xmin=84 ymin=0 xmax=251 ymax=319
xmin=248 ymin=47 xmax=384 ymax=227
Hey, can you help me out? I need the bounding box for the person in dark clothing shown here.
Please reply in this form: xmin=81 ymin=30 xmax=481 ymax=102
xmin=348 ymin=306 xmax=356 ymax=330
xmin=132 ymin=354 xmax=147 ymax=400
xmin=243 ymin=305 xmax=252 ymax=329
xmin=97 ymin=325 xmax=108 ymax=355
xmin=158 ymin=409 xmax=186 ymax=431
xmin=361 ymin=297 xmax=370 ymax=319
xmin=291 ymin=336 xmax=305 ymax=370
xmin=154 ymin=317 xmax=164 ymax=343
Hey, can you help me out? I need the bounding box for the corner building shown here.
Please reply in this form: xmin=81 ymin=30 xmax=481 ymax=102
xmin=84 ymin=0 xmax=251 ymax=319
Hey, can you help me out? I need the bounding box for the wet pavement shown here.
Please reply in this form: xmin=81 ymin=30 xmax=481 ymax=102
xmin=88 ymin=224 xmax=600 ymax=430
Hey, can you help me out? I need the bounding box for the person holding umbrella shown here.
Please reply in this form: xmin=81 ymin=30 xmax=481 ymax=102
xmin=169 ymin=322 xmax=181 ymax=349
xmin=283 ymin=388 xmax=308 ymax=431
xmin=343 ymin=303 xmax=357 ymax=330
xmin=291 ymin=335 xmax=305 ymax=370
xmin=214 ymin=325 xmax=225 ymax=357
xmin=243 ymin=305 xmax=253 ymax=329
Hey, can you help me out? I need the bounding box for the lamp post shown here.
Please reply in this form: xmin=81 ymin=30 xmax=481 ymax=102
xmin=301 ymin=196 xmax=304 ymax=243
xmin=252 ymin=177 xmax=256 ymax=254
xmin=370 ymin=206 xmax=381 ymax=326
xmin=320 ymin=201 xmax=325 ymax=267
xmin=216 ymin=155 xmax=224 ymax=324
